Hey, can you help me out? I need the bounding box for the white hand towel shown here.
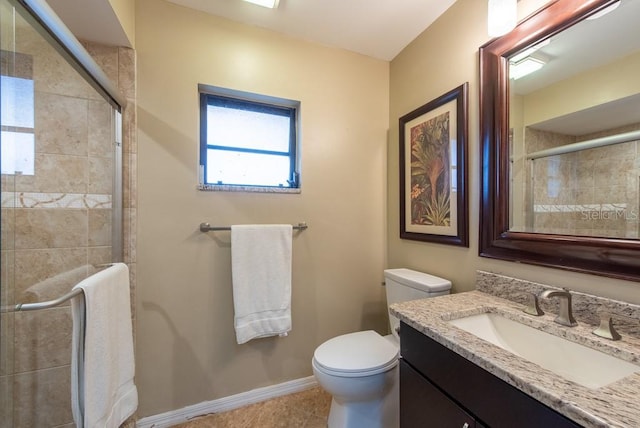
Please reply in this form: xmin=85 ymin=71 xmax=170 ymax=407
xmin=71 ymin=263 xmax=138 ymax=428
xmin=231 ymin=224 xmax=293 ymax=344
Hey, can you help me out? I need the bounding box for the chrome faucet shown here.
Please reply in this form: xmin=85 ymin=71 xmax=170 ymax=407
xmin=540 ymin=288 xmax=578 ymax=327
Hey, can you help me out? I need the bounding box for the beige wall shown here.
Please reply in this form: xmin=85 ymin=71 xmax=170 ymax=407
xmin=135 ymin=0 xmax=389 ymax=417
xmin=388 ymin=0 xmax=640 ymax=301
xmin=108 ymin=0 xmax=135 ymax=47
xmin=523 ymin=52 xmax=640 ymax=126
xmin=133 ymin=0 xmax=640 ymax=418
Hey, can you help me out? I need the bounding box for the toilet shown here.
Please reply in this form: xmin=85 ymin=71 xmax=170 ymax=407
xmin=312 ymin=268 xmax=451 ymax=428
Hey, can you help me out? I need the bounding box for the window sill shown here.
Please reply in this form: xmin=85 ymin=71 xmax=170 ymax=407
xmin=197 ymin=184 xmax=301 ymax=194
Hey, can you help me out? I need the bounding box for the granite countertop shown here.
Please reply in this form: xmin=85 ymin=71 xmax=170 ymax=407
xmin=390 ymin=290 xmax=640 ymax=428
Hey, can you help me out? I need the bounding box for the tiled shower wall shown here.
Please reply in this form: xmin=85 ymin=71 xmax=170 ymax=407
xmin=0 ymin=29 xmax=136 ymax=427
xmin=525 ymin=124 xmax=640 ymax=238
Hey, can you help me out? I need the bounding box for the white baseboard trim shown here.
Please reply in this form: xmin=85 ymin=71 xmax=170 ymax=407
xmin=136 ymin=376 xmax=318 ymax=428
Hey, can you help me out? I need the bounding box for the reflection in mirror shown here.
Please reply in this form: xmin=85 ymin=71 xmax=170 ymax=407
xmin=508 ymin=0 xmax=640 ymax=239
xmin=479 ymin=0 xmax=640 ymax=281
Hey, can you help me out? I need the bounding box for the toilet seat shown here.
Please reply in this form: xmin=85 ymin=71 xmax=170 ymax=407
xmin=313 ymin=330 xmax=399 ymax=378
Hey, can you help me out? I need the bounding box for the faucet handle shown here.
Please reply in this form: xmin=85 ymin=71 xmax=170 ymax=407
xmin=593 ymin=313 xmax=622 ymax=341
xmin=523 ymin=292 xmax=544 ymax=316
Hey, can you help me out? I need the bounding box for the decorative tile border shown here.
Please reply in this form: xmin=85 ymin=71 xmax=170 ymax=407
xmin=534 ymin=203 xmax=628 ymax=213
xmin=1 ymin=192 xmax=111 ymax=209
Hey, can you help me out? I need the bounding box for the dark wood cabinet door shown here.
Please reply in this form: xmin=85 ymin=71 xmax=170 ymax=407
xmin=400 ymin=322 xmax=582 ymax=428
xmin=400 ymin=360 xmax=477 ymax=428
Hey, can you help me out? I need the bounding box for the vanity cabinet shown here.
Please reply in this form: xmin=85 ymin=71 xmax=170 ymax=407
xmin=400 ymin=322 xmax=582 ymax=428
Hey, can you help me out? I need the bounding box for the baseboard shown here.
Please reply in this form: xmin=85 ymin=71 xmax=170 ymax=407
xmin=136 ymin=376 xmax=318 ymax=428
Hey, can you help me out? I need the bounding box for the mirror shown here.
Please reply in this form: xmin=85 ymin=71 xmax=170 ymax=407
xmin=479 ymin=0 xmax=640 ymax=281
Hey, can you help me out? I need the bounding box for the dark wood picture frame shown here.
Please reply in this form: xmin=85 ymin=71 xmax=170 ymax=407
xmin=479 ymin=0 xmax=640 ymax=281
xmin=400 ymin=83 xmax=468 ymax=247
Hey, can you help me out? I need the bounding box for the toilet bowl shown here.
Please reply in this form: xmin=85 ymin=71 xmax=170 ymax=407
xmin=312 ymin=268 xmax=451 ymax=428
xmin=312 ymin=331 xmax=399 ymax=428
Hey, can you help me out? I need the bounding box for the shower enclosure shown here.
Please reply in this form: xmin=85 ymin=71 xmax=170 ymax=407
xmin=516 ymin=126 xmax=640 ymax=238
xmin=1 ymin=0 xmax=125 ymax=425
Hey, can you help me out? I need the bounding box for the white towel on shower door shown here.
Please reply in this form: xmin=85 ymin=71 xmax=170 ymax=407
xmin=231 ymin=224 xmax=293 ymax=344
xmin=71 ymin=263 xmax=138 ymax=428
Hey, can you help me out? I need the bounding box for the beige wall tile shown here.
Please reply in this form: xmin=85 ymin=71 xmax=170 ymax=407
xmin=1 ymin=176 xmax=16 ymax=193
xmin=16 ymin=24 xmax=96 ymax=101
xmin=88 ymin=99 xmax=114 ymax=158
xmin=118 ymin=48 xmax=136 ymax=100
xmin=13 ymin=365 xmax=72 ymax=427
xmin=89 ymin=156 xmax=113 ymax=194
xmin=13 ymin=308 xmax=72 ymax=372
xmin=35 ymin=92 xmax=88 ymax=156
xmin=1 ymin=250 xmax=15 ymax=313
xmin=82 ymin=42 xmax=119 ymax=84
xmin=122 ymin=101 xmax=137 ymax=154
xmin=1 ymin=209 xmax=15 ymax=251
xmin=88 ymin=208 xmax=112 ymax=246
xmin=123 ymin=207 xmax=136 ymax=263
xmin=594 ymin=185 xmax=627 ymax=204
xmin=123 ymin=152 xmax=136 ymax=208
xmin=15 ymin=153 xmax=88 ymax=193
xmin=0 ymin=375 xmax=13 ymax=428
xmin=0 ymin=313 xmax=14 ymax=377
xmin=13 ymin=248 xmax=88 ymax=303
xmin=575 ymin=188 xmax=595 ymax=204
xmin=14 ymin=209 xmax=87 ymax=249
xmin=88 ymin=246 xmax=112 ymax=267
xmin=575 ymin=160 xmax=596 ymax=189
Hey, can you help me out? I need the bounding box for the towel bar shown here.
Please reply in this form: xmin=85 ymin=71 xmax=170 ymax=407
xmin=1 ymin=288 xmax=84 ymax=313
xmin=199 ymin=222 xmax=308 ymax=232
xmin=0 ymin=263 xmax=113 ymax=313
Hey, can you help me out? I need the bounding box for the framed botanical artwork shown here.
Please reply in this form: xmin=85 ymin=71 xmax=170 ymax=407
xmin=399 ymin=83 xmax=469 ymax=246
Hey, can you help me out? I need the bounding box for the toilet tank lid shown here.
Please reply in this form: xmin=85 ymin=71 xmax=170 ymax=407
xmin=384 ymin=268 xmax=451 ymax=292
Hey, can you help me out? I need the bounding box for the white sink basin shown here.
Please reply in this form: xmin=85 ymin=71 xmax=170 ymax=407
xmin=449 ymin=312 xmax=640 ymax=389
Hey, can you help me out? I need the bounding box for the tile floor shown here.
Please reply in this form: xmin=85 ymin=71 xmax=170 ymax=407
xmin=173 ymin=386 xmax=331 ymax=428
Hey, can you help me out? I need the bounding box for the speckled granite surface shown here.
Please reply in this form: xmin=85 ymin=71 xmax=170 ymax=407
xmin=476 ymin=271 xmax=640 ymax=336
xmin=390 ymin=272 xmax=640 ymax=428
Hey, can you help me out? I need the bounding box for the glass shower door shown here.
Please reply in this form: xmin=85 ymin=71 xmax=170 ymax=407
xmin=1 ymin=1 xmax=22 ymax=424
xmin=1 ymin=0 xmax=121 ymax=425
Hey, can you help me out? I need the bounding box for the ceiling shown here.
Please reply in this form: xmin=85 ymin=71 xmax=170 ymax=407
xmin=511 ymin=0 xmax=640 ymax=135
xmin=48 ymin=0 xmax=131 ymax=48
xmin=50 ymin=0 xmax=457 ymax=61
xmin=512 ymin=0 xmax=640 ymax=95
xmin=164 ymin=0 xmax=457 ymax=61
xmin=47 ymin=0 xmax=639 ymax=136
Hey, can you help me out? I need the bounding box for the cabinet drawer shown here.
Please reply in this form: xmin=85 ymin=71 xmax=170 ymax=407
xmin=400 ymin=322 xmax=581 ymax=428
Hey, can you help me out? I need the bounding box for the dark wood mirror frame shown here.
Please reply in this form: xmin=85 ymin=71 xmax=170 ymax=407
xmin=479 ymin=0 xmax=640 ymax=282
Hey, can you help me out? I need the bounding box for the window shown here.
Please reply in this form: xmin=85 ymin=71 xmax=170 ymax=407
xmin=199 ymin=85 xmax=300 ymax=190
xmin=1 ymin=51 xmax=35 ymax=175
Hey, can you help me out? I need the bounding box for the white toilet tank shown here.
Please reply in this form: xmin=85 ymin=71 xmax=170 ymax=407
xmin=384 ymin=268 xmax=451 ymax=340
